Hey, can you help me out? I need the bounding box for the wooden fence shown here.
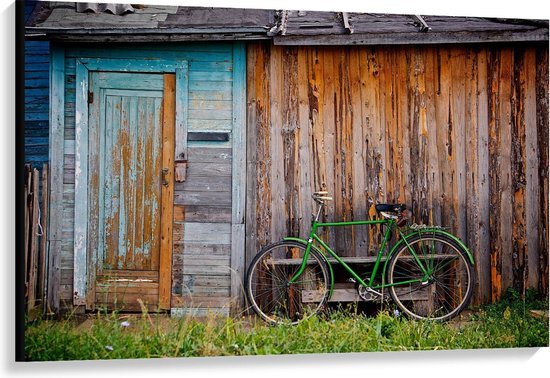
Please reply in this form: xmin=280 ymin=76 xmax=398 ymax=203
xmin=245 ymin=42 xmax=549 ymax=305
xmin=24 ymin=164 xmax=49 ymax=318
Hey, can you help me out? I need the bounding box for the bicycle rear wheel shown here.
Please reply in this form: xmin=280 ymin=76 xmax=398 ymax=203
xmin=387 ymin=233 xmax=475 ymax=321
xmin=246 ymin=241 xmax=330 ymax=325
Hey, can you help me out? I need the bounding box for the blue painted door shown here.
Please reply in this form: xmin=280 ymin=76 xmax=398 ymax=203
xmin=89 ymin=71 xmax=172 ymax=310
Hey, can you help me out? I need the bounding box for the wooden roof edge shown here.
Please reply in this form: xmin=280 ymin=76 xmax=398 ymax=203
xmin=273 ymin=28 xmax=549 ymax=46
xmin=24 ymin=29 xmax=272 ymax=43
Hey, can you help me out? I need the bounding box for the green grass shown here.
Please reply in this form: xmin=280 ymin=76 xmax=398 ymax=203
xmin=24 ymin=289 xmax=548 ymax=361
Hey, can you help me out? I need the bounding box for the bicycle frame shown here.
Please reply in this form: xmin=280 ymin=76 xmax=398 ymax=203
xmin=285 ymin=206 xmax=473 ymax=295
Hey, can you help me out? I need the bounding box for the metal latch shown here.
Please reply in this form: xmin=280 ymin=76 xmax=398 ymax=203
xmin=175 ymin=159 xmax=188 ymax=182
xmin=162 ymin=168 xmax=169 ymax=187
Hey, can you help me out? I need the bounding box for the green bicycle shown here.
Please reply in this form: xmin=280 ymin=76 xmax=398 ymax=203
xmin=246 ymin=191 xmax=475 ymax=324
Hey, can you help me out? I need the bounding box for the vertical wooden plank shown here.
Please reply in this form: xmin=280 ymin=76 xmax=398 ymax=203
xmin=357 ymin=47 xmax=384 ymax=254
xmin=523 ymin=48 xmax=539 ymax=291
xmin=411 ymin=46 xmax=430 ymax=225
xmin=73 ymin=59 xmax=89 ymax=306
xmin=105 ymin=95 xmax=122 ymax=269
xmin=498 ymin=48 xmax=514 ymax=295
xmin=321 ymin=47 xmax=336 ymax=247
xmin=488 ymin=48 xmax=502 ymax=302
xmin=396 ymin=48 xmax=410 ymax=206
xmin=339 ymin=48 xmax=354 ymax=256
xmin=245 ymin=42 xmax=259 ymax=267
xmin=488 ymin=47 xmax=514 ymax=301
xmin=310 ymin=47 xmax=326 ymax=195
xmin=269 ymin=45 xmax=285 ymax=242
xmin=39 ymin=164 xmax=49 ymax=313
xmin=407 ymin=47 xmax=420 ymax=222
xmin=535 ymin=47 xmax=549 ymax=297
xmin=464 ymin=47 xmax=481 ymax=303
xmin=434 ymin=47 xmax=452 ymax=229
xmin=126 ymin=96 xmax=138 ymax=267
xmin=117 ymin=96 xmax=130 ymax=268
xmin=47 ymin=45 xmax=64 ymax=313
xmin=419 ymin=47 xmax=429 ymax=220
xmin=175 ymin=62 xmax=189 ymax=160
xmin=142 ymin=98 xmax=154 ymax=268
xmin=327 ymin=48 xmax=344 ymax=256
xmin=450 ymin=47 xmax=467 ymax=240
xmin=134 ymin=96 xmax=147 ymax=268
xmin=511 ymin=47 xmax=527 ymax=295
xmin=86 ymin=73 xmax=100 ymax=309
xmin=375 ymin=49 xmax=388 ymax=208
xmin=350 ymin=47 xmax=367 ymax=256
xmin=332 ymin=48 xmax=345 ymax=254
xmin=24 ymin=165 xmax=30 ymax=289
xmin=476 ymin=48 xmax=492 ymax=303
xmin=151 ymin=97 xmax=163 ymax=270
xmin=309 ymin=46 xmax=328 ymax=244
xmin=424 ymin=46 xmax=442 ymax=227
xmin=297 ymin=47 xmax=313 ymax=238
xmin=383 ymin=47 xmax=397 ymax=203
xmin=231 ymin=42 xmax=246 ymax=313
xmin=232 ymin=43 xmax=246 ymax=226
xmin=281 ymin=47 xmax=300 ymax=238
xmin=159 ymin=73 xmax=176 ymax=310
xmin=250 ymin=42 xmax=272 ymax=261
xmin=27 ymin=169 xmax=40 ymax=314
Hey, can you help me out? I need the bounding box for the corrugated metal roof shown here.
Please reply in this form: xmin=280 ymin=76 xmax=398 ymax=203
xmin=25 ymin=2 xmax=548 ymax=44
xmin=75 ymin=2 xmax=136 ymax=15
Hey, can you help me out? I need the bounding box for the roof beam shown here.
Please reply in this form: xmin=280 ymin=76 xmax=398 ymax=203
xmin=342 ymin=12 xmax=354 ymax=34
xmin=413 ymin=15 xmax=431 ymax=32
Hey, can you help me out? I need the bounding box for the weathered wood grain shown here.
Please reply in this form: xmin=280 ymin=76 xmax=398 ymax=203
xmin=246 ymin=42 xmax=549 ymax=305
xmin=536 ymin=47 xmax=549 ymax=297
xmin=159 ymin=74 xmax=176 ymax=310
xmin=47 ymin=45 xmax=65 ymax=313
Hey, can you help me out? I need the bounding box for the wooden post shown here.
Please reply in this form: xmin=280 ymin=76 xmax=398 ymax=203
xmin=38 ymin=164 xmax=49 ymax=314
xmin=159 ymin=73 xmax=176 ymax=310
xmin=24 ymin=165 xmax=31 ymax=290
xmin=27 ymin=168 xmax=40 ymax=315
xmin=47 ymin=45 xmax=65 ymax=314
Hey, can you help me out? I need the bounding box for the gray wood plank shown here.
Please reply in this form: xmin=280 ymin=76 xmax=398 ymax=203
xmin=187 ymin=147 xmax=232 ymax=163
xmin=182 ymin=222 xmax=231 ymax=244
xmin=174 ymin=190 xmax=232 ymax=207
xmin=47 ymin=46 xmax=65 ymax=313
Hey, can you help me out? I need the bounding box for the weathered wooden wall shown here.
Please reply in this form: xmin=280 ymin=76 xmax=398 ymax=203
xmin=54 ymin=43 xmax=237 ymax=314
xmin=246 ymin=42 xmax=549 ymax=305
xmin=25 ymin=0 xmax=49 ymax=167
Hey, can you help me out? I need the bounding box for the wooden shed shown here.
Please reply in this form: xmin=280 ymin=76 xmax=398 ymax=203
xmin=25 ymin=2 xmax=549 ymax=316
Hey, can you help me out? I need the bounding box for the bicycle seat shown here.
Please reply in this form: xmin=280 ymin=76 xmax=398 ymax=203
xmin=375 ymin=203 xmax=406 ymax=213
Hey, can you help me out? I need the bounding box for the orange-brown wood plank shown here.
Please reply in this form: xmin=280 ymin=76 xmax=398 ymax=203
xmin=523 ymin=48 xmax=539 ymax=291
xmin=350 ymin=47 xmax=368 ymax=256
xmin=159 ymin=74 xmax=176 ymax=309
xmin=498 ymin=48 xmax=514 ymax=295
xmin=475 ymin=48 xmax=492 ymax=304
xmin=536 ymin=47 xmax=549 ymax=297
xmin=511 ymin=47 xmax=528 ymax=295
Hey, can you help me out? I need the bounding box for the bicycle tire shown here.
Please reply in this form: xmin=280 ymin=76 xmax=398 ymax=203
xmin=387 ymin=233 xmax=475 ymax=321
xmin=246 ymin=241 xmax=331 ymax=325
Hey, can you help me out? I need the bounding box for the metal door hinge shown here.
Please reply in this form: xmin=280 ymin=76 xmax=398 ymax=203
xmin=88 ymin=91 xmax=94 ymax=104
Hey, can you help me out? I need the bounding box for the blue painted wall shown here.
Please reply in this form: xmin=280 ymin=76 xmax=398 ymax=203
xmin=56 ymin=42 xmax=242 ymax=312
xmin=25 ymin=0 xmax=50 ymax=167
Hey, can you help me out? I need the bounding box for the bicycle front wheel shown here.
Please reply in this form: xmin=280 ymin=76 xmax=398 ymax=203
xmin=246 ymin=241 xmax=330 ymax=325
xmin=387 ymin=233 xmax=475 ymax=321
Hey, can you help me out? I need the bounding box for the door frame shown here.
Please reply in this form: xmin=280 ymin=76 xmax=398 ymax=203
xmin=73 ymin=58 xmax=188 ymax=310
